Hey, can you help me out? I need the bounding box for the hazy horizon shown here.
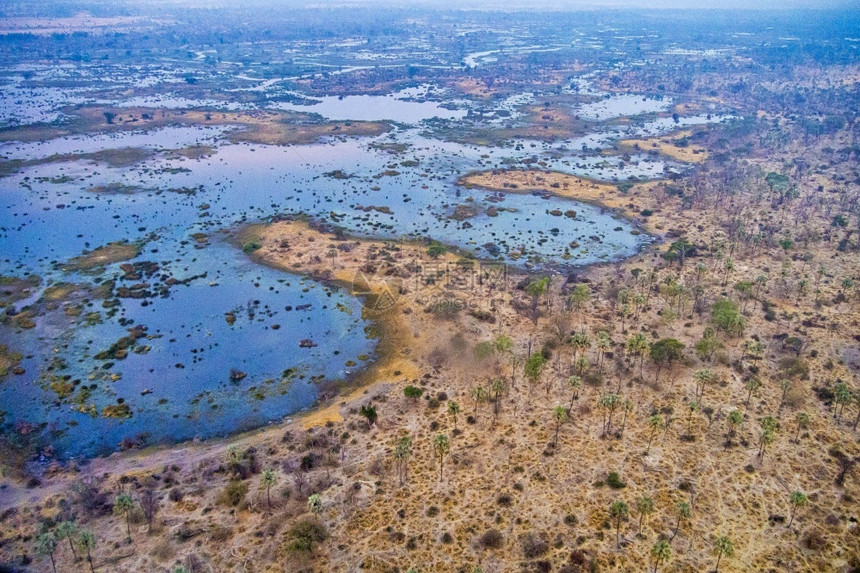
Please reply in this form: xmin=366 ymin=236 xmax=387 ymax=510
xmin=2 ymin=0 xmax=859 ymax=14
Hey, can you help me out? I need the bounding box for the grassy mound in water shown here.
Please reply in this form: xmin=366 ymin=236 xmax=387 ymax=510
xmin=61 ymin=242 xmax=141 ymax=272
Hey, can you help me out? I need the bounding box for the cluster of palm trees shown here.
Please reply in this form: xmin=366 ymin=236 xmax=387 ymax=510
xmin=605 ymin=495 xmax=737 ymax=572
xmin=388 ymin=432 xmax=449 ymax=484
xmin=36 ymin=486 xmax=153 ymax=571
xmin=35 ymin=521 xmax=97 ymax=573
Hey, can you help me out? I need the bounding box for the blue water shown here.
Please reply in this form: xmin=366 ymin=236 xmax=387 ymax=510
xmin=0 ymin=81 xmax=727 ymax=458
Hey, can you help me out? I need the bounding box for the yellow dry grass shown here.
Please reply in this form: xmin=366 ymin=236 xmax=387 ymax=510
xmin=619 ymin=131 xmax=708 ymax=163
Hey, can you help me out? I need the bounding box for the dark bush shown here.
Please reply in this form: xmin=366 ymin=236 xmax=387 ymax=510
xmin=522 ymin=532 xmax=549 ymax=558
xmin=479 ymin=529 xmax=504 ymax=549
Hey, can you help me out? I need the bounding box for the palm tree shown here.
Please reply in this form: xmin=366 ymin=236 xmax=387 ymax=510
xmin=651 ymin=539 xmax=671 ymax=573
xmin=567 ymin=375 xmax=582 ymax=410
xmin=755 ymin=273 xmax=768 ymax=297
xmin=490 ymin=378 xmax=506 ymax=418
xmin=636 ymin=496 xmax=654 ymax=534
xmin=646 ymin=414 xmax=662 ymax=455
xmin=693 ymin=369 xmax=712 ymax=402
xmin=471 ymin=386 xmax=487 ymax=420
xmin=713 ymin=536 xmax=734 ymax=573
xmin=787 ymin=491 xmax=808 ymax=528
xmin=600 ymin=393 xmax=621 ymax=434
xmin=525 ymin=276 xmax=549 ymax=323
xmin=722 ymin=257 xmax=734 ymax=286
xmin=596 ymin=331 xmax=611 ymax=371
xmin=433 ymin=434 xmax=450 ymax=481
xmin=671 ymin=501 xmax=691 ymax=540
xmin=686 ymin=401 xmax=698 ymax=436
xmin=619 ymin=304 xmax=632 ymax=332
xmin=78 ymin=530 xmax=96 ymax=573
xmin=625 ymin=333 xmax=649 ymax=376
xmin=758 ymin=427 xmax=774 ymax=459
xmin=609 ymin=500 xmax=628 ymax=548
xmin=644 ymin=269 xmax=658 ymax=306
xmin=114 ymin=493 xmax=134 ymax=541
xmin=619 ymin=400 xmax=634 ymax=436
xmin=56 ymin=520 xmax=79 ymax=561
xmin=834 ymin=383 xmax=853 ymax=422
xmin=748 ymin=340 xmax=766 ymax=365
xmin=493 ymin=333 xmax=516 ymax=385
xmin=570 ymin=332 xmax=591 ymax=360
xmin=261 ymin=468 xmax=277 ymax=508
xmin=394 ymin=436 xmax=412 ymax=485
xmin=726 ymin=409 xmax=743 ymax=447
xmin=778 ymin=379 xmax=793 ymax=413
xmin=744 ymin=377 xmax=762 ymax=409
xmin=574 ymin=355 xmax=589 ymax=377
xmin=448 ymin=400 xmax=461 ymax=430
xmin=794 ymin=412 xmax=810 ymax=443
xmin=632 ymin=293 xmax=646 ymax=317
xmin=35 ymin=532 xmax=58 ymax=573
xmin=552 ymin=406 xmax=569 ymax=446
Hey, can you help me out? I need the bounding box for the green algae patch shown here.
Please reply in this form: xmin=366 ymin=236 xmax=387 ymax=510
xmin=0 ymin=345 xmax=23 ymax=376
xmin=103 ymin=403 xmax=132 ymax=418
xmin=49 ymin=377 xmax=75 ymax=399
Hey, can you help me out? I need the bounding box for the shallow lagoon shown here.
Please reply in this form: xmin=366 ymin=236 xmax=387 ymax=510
xmin=0 ymin=80 xmax=726 ymax=458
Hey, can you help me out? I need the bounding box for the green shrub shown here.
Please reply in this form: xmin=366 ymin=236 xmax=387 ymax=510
xmin=286 ymin=518 xmax=328 ymax=553
xmin=607 ymin=472 xmax=626 ymax=489
xmin=403 ymin=385 xmax=423 ymax=399
xmin=218 ymin=480 xmax=248 ymax=506
xmin=242 ymin=241 xmax=262 ymax=253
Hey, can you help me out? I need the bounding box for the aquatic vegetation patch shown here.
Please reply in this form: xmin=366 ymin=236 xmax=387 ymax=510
xmin=60 ymin=241 xmax=142 ymax=272
xmin=0 ymin=274 xmax=42 ymax=307
xmin=102 ymin=402 xmax=132 ymax=419
xmin=93 ymin=325 xmax=149 ymax=360
xmin=0 ymin=345 xmax=23 ymax=376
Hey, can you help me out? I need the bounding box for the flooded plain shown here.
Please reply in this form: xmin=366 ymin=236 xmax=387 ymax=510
xmin=0 ymin=71 xmax=728 ymax=457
